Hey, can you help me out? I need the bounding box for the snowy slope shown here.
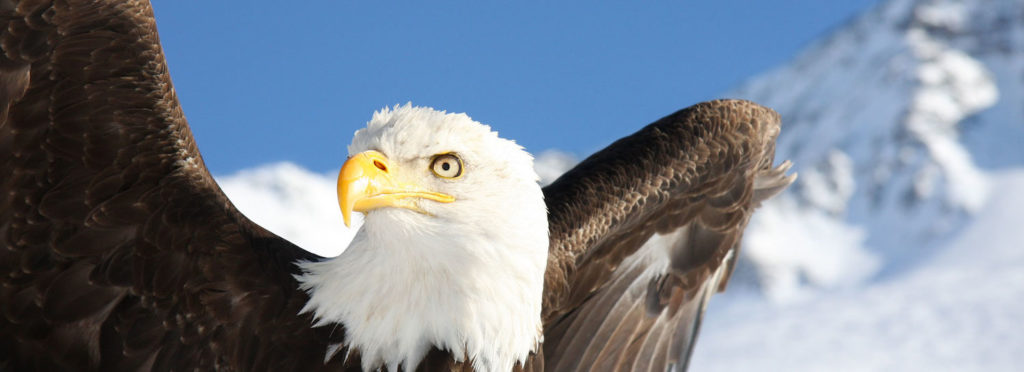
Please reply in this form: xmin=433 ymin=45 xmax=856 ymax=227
xmin=690 ymin=171 xmax=1024 ymax=371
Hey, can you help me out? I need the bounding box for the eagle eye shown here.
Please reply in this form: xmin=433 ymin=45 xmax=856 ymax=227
xmin=430 ymin=153 xmax=463 ymax=179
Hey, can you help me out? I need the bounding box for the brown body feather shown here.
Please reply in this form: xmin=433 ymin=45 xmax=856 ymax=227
xmin=0 ymin=1 xmax=346 ymax=371
xmin=0 ymin=1 xmax=791 ymax=371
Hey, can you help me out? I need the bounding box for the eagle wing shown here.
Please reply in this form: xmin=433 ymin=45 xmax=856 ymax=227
xmin=0 ymin=1 xmax=344 ymax=370
xmin=541 ymin=100 xmax=794 ymax=371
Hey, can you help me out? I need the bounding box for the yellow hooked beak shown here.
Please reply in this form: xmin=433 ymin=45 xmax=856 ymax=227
xmin=337 ymin=150 xmax=455 ymax=227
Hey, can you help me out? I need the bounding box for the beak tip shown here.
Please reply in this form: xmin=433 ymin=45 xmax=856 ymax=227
xmin=341 ymin=207 xmax=352 ymax=228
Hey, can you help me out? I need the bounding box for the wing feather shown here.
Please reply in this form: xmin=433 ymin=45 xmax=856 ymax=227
xmin=542 ymin=100 xmax=794 ymax=371
xmin=0 ymin=1 xmax=348 ymax=370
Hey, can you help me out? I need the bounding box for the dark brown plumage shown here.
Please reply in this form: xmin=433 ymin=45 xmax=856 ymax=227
xmin=540 ymin=101 xmax=793 ymax=371
xmin=0 ymin=1 xmax=792 ymax=371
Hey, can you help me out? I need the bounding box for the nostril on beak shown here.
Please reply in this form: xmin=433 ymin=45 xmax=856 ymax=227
xmin=373 ymin=160 xmax=387 ymax=172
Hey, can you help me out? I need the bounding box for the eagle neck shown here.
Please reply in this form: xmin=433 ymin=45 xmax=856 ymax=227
xmin=297 ymin=209 xmax=548 ymax=372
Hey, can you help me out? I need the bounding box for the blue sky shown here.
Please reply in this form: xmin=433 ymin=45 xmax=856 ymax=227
xmin=151 ymin=1 xmax=880 ymax=175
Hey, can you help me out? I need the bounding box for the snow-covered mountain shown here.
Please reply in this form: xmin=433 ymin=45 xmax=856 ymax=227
xmin=689 ymin=0 xmax=1024 ymax=369
xmin=729 ymin=0 xmax=1024 ymax=297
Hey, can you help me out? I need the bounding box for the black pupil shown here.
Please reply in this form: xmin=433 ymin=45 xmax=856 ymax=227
xmin=441 ymin=162 xmax=451 ymax=171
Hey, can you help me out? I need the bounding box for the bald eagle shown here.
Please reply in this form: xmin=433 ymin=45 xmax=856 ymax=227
xmin=0 ymin=1 xmax=793 ymax=371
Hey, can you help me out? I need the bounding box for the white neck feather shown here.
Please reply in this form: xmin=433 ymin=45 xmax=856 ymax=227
xmin=297 ymin=208 xmax=548 ymax=372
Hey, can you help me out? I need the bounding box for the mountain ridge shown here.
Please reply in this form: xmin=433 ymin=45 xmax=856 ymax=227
xmin=727 ymin=0 xmax=1019 ymax=295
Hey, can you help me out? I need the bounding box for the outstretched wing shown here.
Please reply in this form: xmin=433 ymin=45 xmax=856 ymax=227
xmin=0 ymin=1 xmax=344 ymax=370
xmin=541 ymin=100 xmax=794 ymax=371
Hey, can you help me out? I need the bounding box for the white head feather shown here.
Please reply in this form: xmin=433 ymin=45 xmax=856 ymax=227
xmin=297 ymin=104 xmax=549 ymax=372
